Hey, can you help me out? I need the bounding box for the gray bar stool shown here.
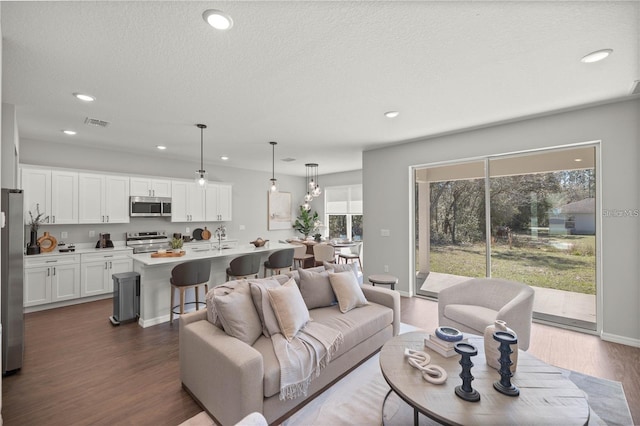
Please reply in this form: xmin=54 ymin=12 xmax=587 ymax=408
xmin=226 ymin=253 xmax=261 ymax=281
xmin=368 ymin=274 xmax=398 ymax=290
xmin=263 ymin=248 xmax=295 ymax=277
xmin=170 ymin=259 xmax=211 ymax=323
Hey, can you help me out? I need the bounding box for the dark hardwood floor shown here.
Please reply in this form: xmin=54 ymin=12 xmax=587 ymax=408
xmin=2 ymin=297 xmax=638 ymax=425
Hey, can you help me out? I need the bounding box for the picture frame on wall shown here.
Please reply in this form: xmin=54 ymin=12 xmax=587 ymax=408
xmin=268 ymin=191 xmax=292 ymax=230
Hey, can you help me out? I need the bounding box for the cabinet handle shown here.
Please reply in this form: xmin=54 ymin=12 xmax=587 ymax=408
xmin=109 ymin=261 xmax=113 ymax=269
xmin=47 ymin=268 xmax=50 ymax=276
xmin=105 ymin=262 xmax=108 ymax=270
xmin=52 ymin=216 xmax=55 ymax=223
xmin=46 ymin=260 xmax=58 ymax=263
xmin=106 ymin=215 xmax=109 ymax=222
xmin=52 ymin=267 xmax=56 ymax=276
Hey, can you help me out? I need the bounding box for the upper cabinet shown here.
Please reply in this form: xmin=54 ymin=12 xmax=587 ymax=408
xmin=78 ymin=173 xmax=130 ymax=224
xmin=171 ymin=180 xmax=205 ymax=222
xmin=205 ymin=183 xmax=232 ymax=221
xmin=130 ymin=177 xmax=171 ymax=198
xmin=21 ymin=167 xmax=78 ymax=224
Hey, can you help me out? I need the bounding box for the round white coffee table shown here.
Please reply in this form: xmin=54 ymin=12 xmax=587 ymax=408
xmin=379 ymin=331 xmax=589 ymax=425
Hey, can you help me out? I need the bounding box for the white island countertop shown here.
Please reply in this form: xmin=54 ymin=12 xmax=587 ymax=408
xmin=130 ymin=242 xmax=293 ymax=266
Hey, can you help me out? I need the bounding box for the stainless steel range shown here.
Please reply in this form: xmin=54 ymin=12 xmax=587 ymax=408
xmin=126 ymin=231 xmax=170 ymax=253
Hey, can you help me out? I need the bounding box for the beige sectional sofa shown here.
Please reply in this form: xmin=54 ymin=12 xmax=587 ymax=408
xmin=179 ymin=265 xmax=400 ymax=425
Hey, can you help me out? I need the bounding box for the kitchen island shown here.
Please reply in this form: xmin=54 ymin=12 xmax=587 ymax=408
xmin=131 ymin=242 xmax=293 ymax=327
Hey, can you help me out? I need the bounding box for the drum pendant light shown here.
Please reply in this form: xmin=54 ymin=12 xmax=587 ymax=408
xmin=195 ymin=124 xmax=208 ymax=187
xmin=269 ymin=141 xmax=278 ymax=193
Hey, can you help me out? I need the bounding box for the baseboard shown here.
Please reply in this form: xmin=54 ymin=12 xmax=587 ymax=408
xmin=24 ymin=293 xmax=113 ymax=313
xmin=601 ymin=332 xmax=640 ymax=348
xmin=138 ymin=314 xmax=171 ymax=328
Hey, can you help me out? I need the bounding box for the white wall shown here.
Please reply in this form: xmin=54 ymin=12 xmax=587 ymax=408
xmin=363 ymin=98 xmax=640 ymax=346
xmin=19 ymin=138 xmax=308 ymax=246
xmin=1 ymin=103 xmax=19 ymax=188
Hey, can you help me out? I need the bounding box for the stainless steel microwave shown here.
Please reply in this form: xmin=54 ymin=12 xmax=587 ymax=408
xmin=130 ymin=196 xmax=172 ymax=217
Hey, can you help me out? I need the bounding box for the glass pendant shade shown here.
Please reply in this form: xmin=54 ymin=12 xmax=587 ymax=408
xmin=312 ymin=185 xmax=321 ymax=197
xmin=270 ymin=179 xmax=278 ymax=193
xmin=195 ymin=170 xmax=208 ymax=187
xmin=302 ymin=200 xmax=311 ymax=211
xmin=304 ymin=192 xmax=313 ymax=202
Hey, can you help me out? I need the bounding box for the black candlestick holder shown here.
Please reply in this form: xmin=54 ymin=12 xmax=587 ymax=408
xmin=454 ymin=342 xmax=480 ymax=402
xmin=493 ymin=330 xmax=520 ymax=396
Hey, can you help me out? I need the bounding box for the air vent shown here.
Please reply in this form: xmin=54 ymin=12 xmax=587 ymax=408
xmin=281 ymin=157 xmax=296 ymax=162
xmin=84 ymin=117 xmax=110 ymax=128
xmin=631 ymin=80 xmax=640 ymax=96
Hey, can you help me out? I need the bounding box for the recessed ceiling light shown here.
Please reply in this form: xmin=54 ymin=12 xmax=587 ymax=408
xmin=203 ymin=9 xmax=233 ymax=30
xmin=62 ymin=130 xmax=77 ymax=135
xmin=73 ymin=92 xmax=96 ymax=102
xmin=574 ymin=158 xmax=583 ymax=162
xmin=384 ymin=111 xmax=400 ymax=118
xmin=156 ymin=145 xmax=167 ymax=150
xmin=580 ymin=49 xmax=613 ymax=63
xmin=221 ymin=156 xmax=229 ymax=161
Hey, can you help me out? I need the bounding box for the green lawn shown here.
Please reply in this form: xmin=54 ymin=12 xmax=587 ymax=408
xmin=427 ymin=234 xmax=596 ymax=294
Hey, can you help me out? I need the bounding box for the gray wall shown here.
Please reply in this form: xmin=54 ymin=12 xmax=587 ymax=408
xmin=363 ymin=98 xmax=640 ymax=346
xmin=19 ymin=138 xmax=309 ymax=246
xmin=1 ymin=103 xmax=19 ymax=188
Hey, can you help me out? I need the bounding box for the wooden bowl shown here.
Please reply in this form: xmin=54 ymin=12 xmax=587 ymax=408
xmin=250 ymin=238 xmax=268 ymax=247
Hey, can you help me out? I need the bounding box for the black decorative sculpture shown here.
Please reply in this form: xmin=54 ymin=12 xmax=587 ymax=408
xmin=454 ymin=342 xmax=480 ymax=402
xmin=493 ymin=330 xmax=520 ymax=396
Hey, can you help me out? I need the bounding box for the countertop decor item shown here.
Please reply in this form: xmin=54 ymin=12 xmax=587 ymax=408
xmin=250 ymin=238 xmax=268 ymax=247
xmin=484 ymin=320 xmax=518 ymax=372
xmin=151 ymin=250 xmax=185 ymax=258
xmin=26 ymin=230 xmax=40 ymax=255
xmin=170 ymin=237 xmax=184 ymax=250
xmin=37 ymin=231 xmax=57 ymax=253
xmin=201 ymin=227 xmax=211 ymax=240
xmin=192 ymin=228 xmax=203 ymax=240
xmin=435 ymin=326 xmax=463 ymax=342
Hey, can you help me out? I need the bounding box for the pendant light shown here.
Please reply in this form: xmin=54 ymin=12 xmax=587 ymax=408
xmin=304 ymin=163 xmax=314 ymax=202
xmin=311 ymin=163 xmax=321 ymax=197
xmin=305 ymin=163 xmax=321 ymax=198
xmin=269 ymin=141 xmax=278 ymax=193
xmin=195 ymin=124 xmax=208 ymax=187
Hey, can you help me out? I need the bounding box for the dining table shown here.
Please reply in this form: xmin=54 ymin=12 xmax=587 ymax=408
xmin=283 ymin=239 xmax=360 ymax=266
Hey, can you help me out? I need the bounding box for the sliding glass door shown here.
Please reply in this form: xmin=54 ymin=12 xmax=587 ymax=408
xmin=415 ymin=145 xmax=598 ymax=330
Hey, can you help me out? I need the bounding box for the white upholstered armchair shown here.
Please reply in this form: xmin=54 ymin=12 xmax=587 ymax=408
xmin=437 ymin=278 xmax=535 ymax=350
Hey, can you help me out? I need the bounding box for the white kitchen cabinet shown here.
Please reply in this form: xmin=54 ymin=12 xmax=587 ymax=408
xmin=171 ymin=180 xmax=205 ymax=222
xmin=205 ymin=183 xmax=232 ymax=221
xmin=78 ymin=173 xmax=130 ymax=224
xmin=24 ymin=254 xmax=81 ymax=307
xmin=21 ymin=167 xmax=78 ymax=224
xmin=130 ymin=177 xmax=171 ymax=197
xmin=81 ymin=251 xmax=133 ymax=297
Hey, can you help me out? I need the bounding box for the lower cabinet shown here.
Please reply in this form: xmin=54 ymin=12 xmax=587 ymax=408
xmin=80 ymin=251 xmax=133 ymax=297
xmin=24 ymin=254 xmax=81 ymax=307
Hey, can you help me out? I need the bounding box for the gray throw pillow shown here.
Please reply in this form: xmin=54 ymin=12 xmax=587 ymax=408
xmin=213 ymin=280 xmax=263 ymax=346
xmin=323 ymin=261 xmax=358 ymax=280
xmin=267 ymin=278 xmax=310 ymax=341
xmin=249 ymin=279 xmax=282 ymax=337
xmin=206 ymin=280 xmax=243 ymax=328
xmin=328 ymin=271 xmax=369 ymax=313
xmin=298 ymin=268 xmax=337 ymax=309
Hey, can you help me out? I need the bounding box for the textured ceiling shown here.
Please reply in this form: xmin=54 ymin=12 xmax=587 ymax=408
xmin=2 ymin=1 xmax=638 ymax=176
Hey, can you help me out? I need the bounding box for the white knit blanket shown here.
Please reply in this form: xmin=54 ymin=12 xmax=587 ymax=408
xmin=271 ymin=321 xmax=344 ymax=401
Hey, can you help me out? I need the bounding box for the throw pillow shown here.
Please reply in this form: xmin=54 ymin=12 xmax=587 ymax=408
xmin=297 ymin=268 xmax=337 ymax=309
xmin=323 ymin=261 xmax=358 ymax=280
xmin=206 ymin=280 xmax=243 ymax=328
xmin=329 ymin=271 xmax=369 ymax=313
xmin=214 ymin=280 xmax=263 ymax=346
xmin=267 ymin=277 xmax=310 ymax=341
xmin=249 ymin=279 xmax=283 ymax=337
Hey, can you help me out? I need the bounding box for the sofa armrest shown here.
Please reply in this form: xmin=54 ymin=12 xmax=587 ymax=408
xmin=180 ymin=318 xmax=264 ymax=425
xmin=361 ymin=284 xmax=401 ymax=336
xmin=496 ymin=286 xmax=535 ymax=350
xmin=179 ymin=308 xmax=207 ymax=326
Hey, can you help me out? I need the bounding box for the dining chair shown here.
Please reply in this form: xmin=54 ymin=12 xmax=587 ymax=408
xmin=292 ymin=243 xmax=314 ymax=269
xmin=338 ymin=242 xmax=363 ymax=270
xmin=313 ymin=243 xmax=336 ymax=267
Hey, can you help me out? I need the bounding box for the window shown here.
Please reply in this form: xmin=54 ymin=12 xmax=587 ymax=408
xmin=325 ymin=185 xmax=363 ymax=241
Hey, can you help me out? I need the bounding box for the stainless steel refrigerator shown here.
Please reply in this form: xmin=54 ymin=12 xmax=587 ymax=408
xmin=1 ymin=188 xmax=24 ymax=375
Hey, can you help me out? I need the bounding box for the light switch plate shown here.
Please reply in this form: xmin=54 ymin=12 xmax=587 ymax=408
xmin=380 ymin=229 xmax=390 ymax=237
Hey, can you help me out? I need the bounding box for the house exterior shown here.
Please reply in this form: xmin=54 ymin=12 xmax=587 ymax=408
xmin=550 ymin=198 xmax=596 ymax=235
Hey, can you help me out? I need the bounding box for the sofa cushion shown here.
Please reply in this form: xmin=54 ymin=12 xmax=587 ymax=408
xmin=285 ymin=266 xmax=325 ymax=286
xmin=323 ymin=261 xmax=358 ymax=280
xmin=298 ymin=268 xmax=337 ymax=309
xmin=267 ymin=278 xmax=310 ymax=341
xmin=214 ymin=280 xmax=263 ymax=346
xmin=206 ymin=280 xmax=244 ymax=328
xmin=249 ymin=279 xmax=283 ymax=338
xmin=329 ymin=271 xmax=368 ymax=313
xmin=256 ymin=301 xmax=394 ymax=398
xmin=444 ymin=304 xmax=497 ymax=333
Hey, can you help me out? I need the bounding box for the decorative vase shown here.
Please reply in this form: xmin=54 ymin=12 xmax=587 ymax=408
xmin=484 ymin=320 xmax=518 ymax=372
xmin=26 ymin=230 xmax=41 ymax=255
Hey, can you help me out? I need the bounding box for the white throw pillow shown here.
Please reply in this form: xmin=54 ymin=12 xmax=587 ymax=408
xmin=267 ymin=277 xmax=310 ymax=341
xmin=214 ymin=280 xmax=263 ymax=346
xmin=329 ymin=271 xmax=369 ymax=313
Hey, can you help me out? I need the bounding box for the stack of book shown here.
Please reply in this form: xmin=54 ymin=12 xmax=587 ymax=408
xmin=424 ymin=333 xmax=467 ymax=358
